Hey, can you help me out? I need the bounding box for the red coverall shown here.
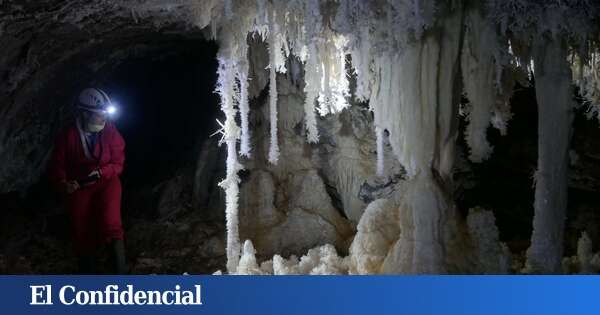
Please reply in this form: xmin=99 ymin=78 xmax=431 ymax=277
xmin=48 ymin=121 xmax=126 ymax=255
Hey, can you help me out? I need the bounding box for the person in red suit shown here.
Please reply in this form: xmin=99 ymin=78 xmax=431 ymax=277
xmin=48 ymin=87 xmax=127 ymax=274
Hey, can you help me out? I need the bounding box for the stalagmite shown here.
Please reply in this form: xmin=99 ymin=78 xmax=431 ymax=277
xmin=235 ymin=240 xmax=266 ymax=275
xmin=526 ymin=36 xmax=574 ymax=274
xmin=271 ymin=244 xmax=348 ymax=275
xmin=576 ymin=232 xmax=593 ymax=274
xmin=467 ymin=207 xmax=511 ymax=274
xmin=349 ymin=199 xmax=400 ymax=274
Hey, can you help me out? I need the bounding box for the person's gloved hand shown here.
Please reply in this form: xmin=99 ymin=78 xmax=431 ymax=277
xmin=88 ymin=169 xmax=101 ymax=180
xmin=83 ymin=169 xmax=102 ymax=186
xmin=64 ymin=180 xmax=80 ymax=194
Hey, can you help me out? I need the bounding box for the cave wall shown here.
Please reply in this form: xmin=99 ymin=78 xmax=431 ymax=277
xmin=0 ymin=0 xmax=208 ymax=193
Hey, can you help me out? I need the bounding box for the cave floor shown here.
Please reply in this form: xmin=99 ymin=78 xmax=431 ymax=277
xmin=0 ymin=196 xmax=226 ymax=275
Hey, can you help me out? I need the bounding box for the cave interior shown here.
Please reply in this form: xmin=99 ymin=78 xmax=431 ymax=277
xmin=1 ymin=0 xmax=600 ymax=275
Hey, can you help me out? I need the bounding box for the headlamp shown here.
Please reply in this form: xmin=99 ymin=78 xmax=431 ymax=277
xmin=106 ymin=105 xmax=117 ymax=115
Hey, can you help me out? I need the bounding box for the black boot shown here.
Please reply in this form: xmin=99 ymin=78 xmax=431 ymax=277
xmin=77 ymin=253 xmax=96 ymax=274
xmin=110 ymin=239 xmax=128 ymax=274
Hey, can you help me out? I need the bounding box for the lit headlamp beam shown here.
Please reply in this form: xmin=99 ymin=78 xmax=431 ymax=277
xmin=106 ymin=105 xmax=117 ymax=115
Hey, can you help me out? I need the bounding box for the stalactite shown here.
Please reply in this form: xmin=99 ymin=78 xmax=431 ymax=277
xmin=369 ymin=52 xmax=393 ymax=173
xmin=236 ymin=50 xmax=251 ymax=157
xmin=572 ymin=50 xmax=600 ymax=123
xmin=267 ymin=7 xmax=280 ymax=164
xmin=303 ymin=44 xmax=320 ymax=143
xmin=223 ymin=0 xmax=233 ymax=20
xmin=238 ymin=70 xmax=251 ymax=157
xmin=375 ymin=127 xmax=385 ymax=177
xmin=526 ymin=36 xmax=574 ymax=274
xmin=300 ymin=0 xmax=323 ymax=142
xmin=461 ymin=9 xmax=497 ymax=163
xmin=351 ymin=26 xmax=373 ymax=102
xmin=315 ymin=34 xmax=350 ymax=115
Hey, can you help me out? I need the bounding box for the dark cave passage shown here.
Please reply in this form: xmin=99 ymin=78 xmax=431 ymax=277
xmin=0 ymin=38 xmax=229 ymax=274
xmin=457 ymin=81 xmax=600 ymax=257
xmin=97 ymin=40 xmax=227 ymax=223
xmin=104 ymin=40 xmax=219 ymax=189
xmin=457 ymin=82 xmax=538 ymax=253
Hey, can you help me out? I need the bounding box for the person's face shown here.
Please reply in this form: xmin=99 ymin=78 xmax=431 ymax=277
xmin=84 ymin=110 xmax=107 ymax=124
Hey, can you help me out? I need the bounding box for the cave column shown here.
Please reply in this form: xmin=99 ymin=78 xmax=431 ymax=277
xmin=526 ymin=36 xmax=574 ymax=274
xmin=379 ymin=4 xmax=464 ymax=274
xmin=215 ymin=27 xmax=244 ymax=273
xmin=412 ymin=5 xmax=463 ymax=274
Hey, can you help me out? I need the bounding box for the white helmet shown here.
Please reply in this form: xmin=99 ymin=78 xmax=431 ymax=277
xmin=77 ymin=88 xmax=113 ymax=114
